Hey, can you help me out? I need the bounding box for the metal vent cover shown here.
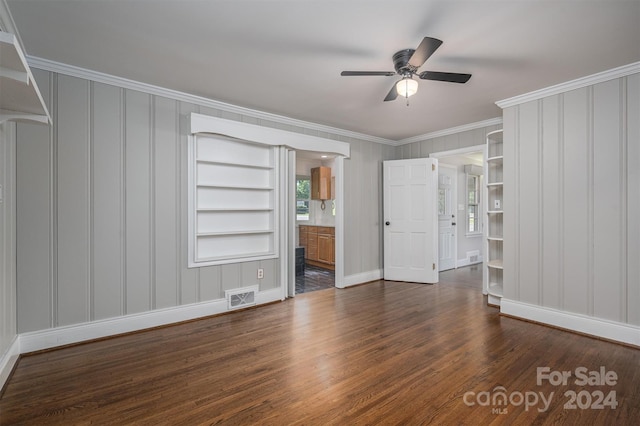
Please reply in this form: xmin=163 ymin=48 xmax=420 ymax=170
xmin=225 ymin=286 xmax=258 ymax=310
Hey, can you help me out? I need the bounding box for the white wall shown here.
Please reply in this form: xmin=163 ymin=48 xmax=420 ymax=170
xmin=502 ymin=72 xmax=640 ymax=328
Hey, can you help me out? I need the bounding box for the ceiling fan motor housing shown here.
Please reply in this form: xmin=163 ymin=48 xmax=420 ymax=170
xmin=393 ymin=49 xmax=418 ymax=76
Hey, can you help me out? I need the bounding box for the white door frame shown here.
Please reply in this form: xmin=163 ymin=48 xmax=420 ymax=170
xmin=438 ymin=163 xmax=458 ymax=271
xmin=286 ymin=153 xmax=345 ymax=297
xmin=429 ymin=144 xmax=485 ymax=273
xmin=286 ymin=149 xmax=296 ymax=297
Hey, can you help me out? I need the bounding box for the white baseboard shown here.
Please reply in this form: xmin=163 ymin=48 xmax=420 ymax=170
xmin=0 ymin=336 xmax=20 ymax=391
xmin=456 ymin=255 xmax=484 ymax=268
xmin=342 ymin=269 xmax=383 ymax=287
xmin=19 ymin=288 xmax=283 ymax=355
xmin=501 ymin=299 xmax=640 ymax=347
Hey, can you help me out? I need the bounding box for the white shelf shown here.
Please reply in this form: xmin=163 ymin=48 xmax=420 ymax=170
xmin=0 ymin=32 xmax=51 ymax=125
xmin=196 ymin=207 xmax=273 ymax=212
xmin=196 ymin=183 xmax=273 ymax=190
xmin=488 ymin=282 xmax=504 ymax=297
xmin=197 ymin=229 xmax=273 ymax=237
xmin=483 ymin=129 xmax=504 ymax=307
xmin=487 ymin=259 xmax=503 ymax=269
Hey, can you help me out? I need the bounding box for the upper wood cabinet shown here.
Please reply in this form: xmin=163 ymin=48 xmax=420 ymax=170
xmin=311 ymin=166 xmax=332 ymax=200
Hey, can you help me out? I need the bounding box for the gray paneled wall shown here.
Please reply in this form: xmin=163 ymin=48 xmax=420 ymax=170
xmin=0 ymin=122 xmax=17 ymax=356
xmin=15 ymin=71 xmax=278 ymax=332
xmin=15 ymin=68 xmax=394 ymax=333
xmin=395 ymin=125 xmax=502 ymax=159
xmin=343 ymin=140 xmax=395 ymax=276
xmin=503 ymin=74 xmax=640 ymax=326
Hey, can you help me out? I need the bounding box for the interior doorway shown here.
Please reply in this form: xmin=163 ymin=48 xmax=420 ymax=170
xmin=438 ymin=164 xmax=457 ymax=271
xmin=293 ymin=150 xmax=337 ymax=294
xmin=430 ymin=146 xmax=485 ymax=276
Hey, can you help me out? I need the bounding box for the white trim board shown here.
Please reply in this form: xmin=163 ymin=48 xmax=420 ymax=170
xmin=457 ymin=256 xmax=483 ymax=268
xmin=0 ymin=336 xmax=20 ymax=391
xmin=429 ymin=143 xmax=486 ymax=159
xmin=501 ymin=299 xmax=640 ymax=347
xmin=26 ymin=56 xmax=395 ymax=146
xmin=1 ymin=288 xmax=282 ymax=390
xmin=191 ymin=113 xmax=351 ymax=158
xmin=397 ymin=117 xmax=503 ymax=146
xmin=343 ymin=269 xmax=383 ymax=288
xmin=18 ymin=288 xmax=282 ymax=354
xmin=496 ymin=62 xmax=640 ymax=108
xmin=26 ymin=55 xmax=504 ymax=147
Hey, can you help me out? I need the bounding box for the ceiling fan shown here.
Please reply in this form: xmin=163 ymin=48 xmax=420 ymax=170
xmin=340 ymin=37 xmax=472 ymax=102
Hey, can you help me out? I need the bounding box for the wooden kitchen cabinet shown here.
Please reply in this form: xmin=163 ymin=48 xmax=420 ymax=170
xmin=318 ymin=234 xmax=334 ymax=265
xmin=311 ymin=166 xmax=332 ymax=200
xmin=307 ymin=228 xmax=318 ymax=261
xmin=299 ymin=225 xmax=334 ymax=270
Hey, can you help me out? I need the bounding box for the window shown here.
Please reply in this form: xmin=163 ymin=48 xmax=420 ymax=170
xmin=296 ymin=176 xmax=310 ymax=221
xmin=467 ymin=174 xmax=480 ymax=233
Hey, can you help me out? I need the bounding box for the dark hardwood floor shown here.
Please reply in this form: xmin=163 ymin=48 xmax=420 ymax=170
xmin=1 ymin=266 xmax=638 ymax=425
xmin=295 ymin=264 xmax=335 ymax=294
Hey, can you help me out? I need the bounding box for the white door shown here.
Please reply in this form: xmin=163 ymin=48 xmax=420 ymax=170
xmin=383 ymin=158 xmax=438 ymax=283
xmin=438 ymin=164 xmax=457 ymax=271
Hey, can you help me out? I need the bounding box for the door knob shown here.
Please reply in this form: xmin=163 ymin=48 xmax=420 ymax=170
xmin=451 ymin=222 xmax=456 ymax=226
xmin=385 ymin=221 xmax=390 ymax=226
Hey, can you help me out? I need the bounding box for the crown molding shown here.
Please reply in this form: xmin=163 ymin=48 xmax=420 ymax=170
xmin=27 ymin=55 xmax=397 ymax=146
xmin=396 ymin=117 xmax=503 ymax=146
xmin=496 ymin=61 xmax=640 ymax=108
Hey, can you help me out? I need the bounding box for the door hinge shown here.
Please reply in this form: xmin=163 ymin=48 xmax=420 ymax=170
xmin=433 ymin=263 xmax=436 ymax=270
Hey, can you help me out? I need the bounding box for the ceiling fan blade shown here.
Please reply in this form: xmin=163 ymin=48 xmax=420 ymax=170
xmin=418 ymin=71 xmax=472 ymax=83
xmin=408 ymin=37 xmax=443 ymax=68
xmin=341 ymin=71 xmax=396 ymax=76
xmin=383 ymin=85 xmax=398 ymax=102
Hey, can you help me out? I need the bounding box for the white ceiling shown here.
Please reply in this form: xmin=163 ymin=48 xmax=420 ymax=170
xmin=6 ymin=0 xmax=640 ymax=141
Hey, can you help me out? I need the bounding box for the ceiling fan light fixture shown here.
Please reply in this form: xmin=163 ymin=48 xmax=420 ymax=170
xmin=396 ymin=77 xmax=418 ymax=98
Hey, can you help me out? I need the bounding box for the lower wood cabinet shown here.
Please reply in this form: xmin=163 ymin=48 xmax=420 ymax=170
xmin=299 ymin=225 xmax=334 ymax=270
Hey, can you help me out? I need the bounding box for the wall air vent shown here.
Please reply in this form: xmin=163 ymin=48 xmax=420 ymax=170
xmin=225 ymin=286 xmax=259 ymax=310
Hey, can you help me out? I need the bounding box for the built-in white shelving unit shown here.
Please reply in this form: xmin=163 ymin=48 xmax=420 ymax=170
xmin=189 ymin=135 xmax=278 ymax=266
xmin=0 ymin=32 xmax=51 ymax=124
xmin=484 ymin=129 xmax=504 ymax=306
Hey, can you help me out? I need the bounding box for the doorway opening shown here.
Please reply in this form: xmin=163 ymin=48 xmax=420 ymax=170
xmin=430 ymin=146 xmax=485 ymax=275
xmin=294 ymin=151 xmax=336 ymax=294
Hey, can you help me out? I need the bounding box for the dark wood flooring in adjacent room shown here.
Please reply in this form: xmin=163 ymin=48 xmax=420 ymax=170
xmin=295 ymin=264 xmax=334 ymax=294
xmin=1 ymin=266 xmax=638 ymax=425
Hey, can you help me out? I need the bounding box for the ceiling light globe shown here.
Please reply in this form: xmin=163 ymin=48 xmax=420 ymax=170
xmin=396 ymin=78 xmax=418 ymax=98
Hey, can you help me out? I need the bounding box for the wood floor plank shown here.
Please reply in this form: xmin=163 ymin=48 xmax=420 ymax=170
xmin=1 ymin=266 xmax=638 ymax=425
